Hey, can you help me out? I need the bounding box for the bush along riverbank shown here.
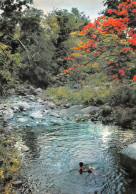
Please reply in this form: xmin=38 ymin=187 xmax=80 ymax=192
xmin=45 ymin=82 xmax=136 ymax=129
xmin=0 ymin=131 xmax=21 ymax=194
xmin=0 ymin=130 xmax=32 ymax=194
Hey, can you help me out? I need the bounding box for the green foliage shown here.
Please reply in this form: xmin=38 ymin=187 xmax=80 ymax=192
xmin=17 ymin=8 xmax=55 ymax=87
xmin=0 ymin=135 xmax=20 ymax=194
xmin=85 ymin=73 xmax=109 ymax=86
xmin=0 ymin=2 xmax=89 ymax=89
xmin=108 ymin=84 xmax=136 ymax=107
xmin=102 ymin=0 xmax=120 ymax=15
xmin=0 ymin=0 xmax=33 ymax=50
xmin=44 ymin=8 xmax=89 ymax=71
xmin=46 ymin=84 xmax=112 ymax=105
xmin=0 ymin=42 xmax=22 ymax=94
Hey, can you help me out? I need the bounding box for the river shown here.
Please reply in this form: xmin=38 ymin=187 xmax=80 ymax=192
xmin=5 ymin=94 xmax=136 ymax=194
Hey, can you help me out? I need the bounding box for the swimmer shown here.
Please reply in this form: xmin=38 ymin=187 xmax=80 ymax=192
xmin=88 ymin=167 xmax=94 ymax=173
xmin=78 ymin=162 xmax=86 ymax=173
xmin=78 ymin=162 xmax=94 ymax=174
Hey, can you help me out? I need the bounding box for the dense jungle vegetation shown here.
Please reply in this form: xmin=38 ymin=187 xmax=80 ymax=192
xmin=0 ymin=0 xmax=135 ymax=104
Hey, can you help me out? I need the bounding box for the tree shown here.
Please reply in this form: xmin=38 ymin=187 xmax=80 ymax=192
xmin=0 ymin=0 xmax=33 ymax=51
xmin=102 ymin=0 xmax=120 ymax=15
xmin=44 ymin=8 xmax=89 ymax=74
xmin=0 ymin=0 xmax=33 ymax=93
xmin=0 ymin=43 xmax=22 ymax=95
xmin=58 ymin=0 xmax=136 ymax=83
xmin=17 ymin=8 xmax=55 ymax=87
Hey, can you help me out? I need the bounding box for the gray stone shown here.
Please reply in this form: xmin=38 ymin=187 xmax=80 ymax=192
xmin=26 ymin=124 xmax=31 ymax=127
xmin=120 ymin=143 xmax=136 ymax=173
xmin=18 ymin=118 xmax=28 ymax=122
xmin=36 ymin=88 xmax=43 ymax=93
xmin=48 ymin=102 xmax=56 ymax=109
xmin=81 ymin=106 xmax=99 ymax=115
xmin=59 ymin=105 xmax=83 ymax=117
xmin=22 ymin=112 xmax=28 ymax=116
xmin=14 ymin=102 xmax=30 ymax=111
xmin=64 ymin=103 xmax=71 ymax=108
xmin=15 ymin=142 xmax=29 ymax=152
xmin=37 ymin=98 xmax=43 ymax=103
xmin=102 ymin=105 xmax=112 ymax=116
xmin=12 ymin=180 xmax=23 ymax=186
xmin=30 ymin=111 xmax=43 ymax=119
xmin=50 ymin=112 xmax=60 ymax=118
xmin=17 ymin=115 xmax=21 ymax=118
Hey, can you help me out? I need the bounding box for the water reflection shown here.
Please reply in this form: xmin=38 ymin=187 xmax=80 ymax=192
xmin=21 ymin=127 xmax=41 ymax=160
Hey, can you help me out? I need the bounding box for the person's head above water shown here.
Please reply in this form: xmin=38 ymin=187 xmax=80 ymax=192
xmin=79 ymin=162 xmax=84 ymax=167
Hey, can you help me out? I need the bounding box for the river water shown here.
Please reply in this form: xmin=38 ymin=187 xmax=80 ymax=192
xmin=8 ymin=95 xmax=136 ymax=194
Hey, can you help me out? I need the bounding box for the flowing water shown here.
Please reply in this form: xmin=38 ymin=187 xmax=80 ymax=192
xmin=8 ymin=95 xmax=136 ymax=194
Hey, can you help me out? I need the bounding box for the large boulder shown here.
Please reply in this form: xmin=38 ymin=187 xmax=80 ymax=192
xmin=115 ymin=111 xmax=133 ymax=128
xmin=81 ymin=106 xmax=99 ymax=115
xmin=16 ymin=102 xmax=30 ymax=111
xmin=59 ymin=105 xmax=83 ymax=117
xmin=102 ymin=105 xmax=112 ymax=116
xmin=120 ymin=143 xmax=136 ymax=173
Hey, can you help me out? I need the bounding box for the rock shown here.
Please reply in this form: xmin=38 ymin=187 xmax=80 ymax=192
xmin=18 ymin=118 xmax=28 ymax=122
xmin=11 ymin=106 xmax=19 ymax=112
xmin=30 ymin=111 xmax=43 ymax=119
xmin=37 ymin=98 xmax=43 ymax=103
xmin=6 ymin=124 xmax=13 ymax=131
xmin=81 ymin=106 xmax=99 ymax=115
xmin=102 ymin=105 xmax=112 ymax=116
xmin=17 ymin=115 xmax=22 ymax=118
xmin=36 ymin=88 xmax=43 ymax=93
xmin=3 ymin=109 xmax=14 ymax=121
xmin=91 ymin=117 xmax=95 ymax=122
xmin=13 ymin=102 xmax=30 ymax=112
xmin=50 ymin=112 xmax=60 ymax=118
xmin=132 ymin=120 xmax=136 ymax=130
xmin=120 ymin=143 xmax=136 ymax=173
xmin=102 ymin=116 xmax=114 ymax=124
xmin=22 ymin=112 xmax=28 ymax=116
xmin=26 ymin=124 xmax=31 ymax=127
xmin=12 ymin=180 xmax=23 ymax=187
xmin=47 ymin=102 xmax=56 ymax=109
xmin=16 ymin=84 xmax=37 ymax=95
xmin=29 ymin=96 xmax=35 ymax=101
xmin=115 ymin=111 xmax=132 ymax=128
xmin=59 ymin=105 xmax=83 ymax=117
xmin=83 ymin=114 xmax=90 ymax=120
xmin=44 ymin=109 xmax=49 ymax=114
xmin=15 ymin=142 xmax=29 ymax=152
xmin=64 ymin=103 xmax=72 ymax=108
xmin=13 ymin=189 xmax=21 ymax=194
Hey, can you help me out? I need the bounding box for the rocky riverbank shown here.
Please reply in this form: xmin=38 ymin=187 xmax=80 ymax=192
xmin=2 ymin=83 xmax=135 ymax=130
xmin=1 ymin=84 xmax=136 ymax=141
xmin=42 ymin=94 xmax=136 ymax=130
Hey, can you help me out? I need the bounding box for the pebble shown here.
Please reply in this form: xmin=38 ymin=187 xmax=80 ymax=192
xmin=12 ymin=180 xmax=23 ymax=187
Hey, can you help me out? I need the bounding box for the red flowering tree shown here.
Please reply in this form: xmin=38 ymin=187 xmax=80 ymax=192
xmin=58 ymin=0 xmax=136 ymax=83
